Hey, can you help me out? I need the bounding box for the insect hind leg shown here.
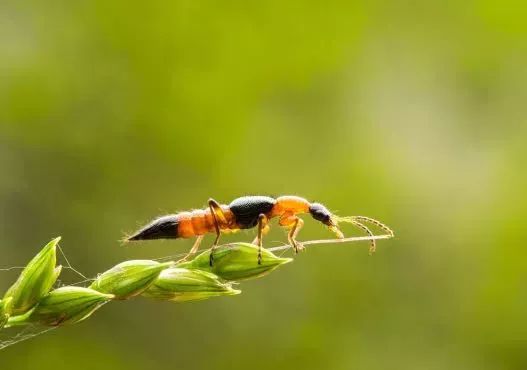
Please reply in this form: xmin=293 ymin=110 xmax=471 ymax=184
xmin=176 ymin=235 xmax=204 ymax=264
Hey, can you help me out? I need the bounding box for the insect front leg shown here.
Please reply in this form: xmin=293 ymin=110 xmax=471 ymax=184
xmin=279 ymin=213 xmax=305 ymax=254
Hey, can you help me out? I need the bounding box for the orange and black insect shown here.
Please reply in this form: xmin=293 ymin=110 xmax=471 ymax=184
xmin=127 ymin=195 xmax=393 ymax=265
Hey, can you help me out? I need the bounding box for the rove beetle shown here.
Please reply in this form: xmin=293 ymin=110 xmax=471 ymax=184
xmin=127 ymin=195 xmax=393 ymax=265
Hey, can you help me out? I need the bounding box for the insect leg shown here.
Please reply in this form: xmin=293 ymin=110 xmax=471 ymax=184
xmin=289 ymin=218 xmax=305 ymax=253
xmin=279 ymin=214 xmax=305 ymax=254
xmin=208 ymin=198 xmax=226 ymax=266
xmin=251 ymin=222 xmax=270 ymax=245
xmin=176 ymin=235 xmax=204 ymax=264
xmin=252 ymin=214 xmax=269 ymax=265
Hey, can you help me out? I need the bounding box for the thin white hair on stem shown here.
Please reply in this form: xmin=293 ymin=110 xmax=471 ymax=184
xmin=0 ymin=266 xmax=26 ymax=272
xmin=68 ymin=278 xmax=96 ymax=287
xmin=0 ymin=325 xmax=57 ymax=351
xmin=153 ymin=251 xmax=189 ymax=262
xmin=57 ymin=244 xmax=88 ymax=280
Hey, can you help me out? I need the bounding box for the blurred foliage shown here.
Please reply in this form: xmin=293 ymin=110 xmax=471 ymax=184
xmin=0 ymin=0 xmax=526 ymax=369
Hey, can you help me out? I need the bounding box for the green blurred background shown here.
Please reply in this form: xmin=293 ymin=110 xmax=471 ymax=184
xmin=1 ymin=1 xmax=526 ymax=369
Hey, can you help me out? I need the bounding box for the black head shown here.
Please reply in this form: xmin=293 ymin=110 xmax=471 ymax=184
xmin=309 ymin=203 xmax=333 ymax=226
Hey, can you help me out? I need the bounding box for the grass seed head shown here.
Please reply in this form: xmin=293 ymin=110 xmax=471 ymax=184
xmin=90 ymin=260 xmax=173 ymax=300
xmin=3 ymin=237 xmax=62 ymax=315
xmin=142 ymin=267 xmax=240 ymax=302
xmin=0 ymin=297 xmax=13 ymax=330
xmin=7 ymin=287 xmax=114 ymax=327
xmin=177 ymin=243 xmax=292 ymax=281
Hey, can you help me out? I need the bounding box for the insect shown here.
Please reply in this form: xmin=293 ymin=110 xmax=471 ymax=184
xmin=127 ymin=195 xmax=393 ymax=265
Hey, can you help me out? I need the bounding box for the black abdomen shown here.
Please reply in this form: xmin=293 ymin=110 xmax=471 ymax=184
xmin=127 ymin=215 xmax=179 ymax=240
xmin=229 ymin=196 xmax=276 ymax=229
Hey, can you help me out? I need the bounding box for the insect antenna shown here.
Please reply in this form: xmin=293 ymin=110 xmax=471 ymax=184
xmin=330 ymin=215 xmax=394 ymax=254
xmin=351 ymin=216 xmax=395 ymax=237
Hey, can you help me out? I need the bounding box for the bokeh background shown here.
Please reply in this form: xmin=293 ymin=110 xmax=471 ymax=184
xmin=1 ymin=1 xmax=526 ymax=369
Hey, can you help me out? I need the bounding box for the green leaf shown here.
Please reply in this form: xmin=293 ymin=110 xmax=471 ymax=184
xmin=177 ymin=243 xmax=292 ymax=281
xmin=3 ymin=237 xmax=62 ymax=315
xmin=7 ymin=287 xmax=113 ymax=327
xmin=142 ymin=268 xmax=240 ymax=302
xmin=90 ymin=260 xmax=173 ymax=299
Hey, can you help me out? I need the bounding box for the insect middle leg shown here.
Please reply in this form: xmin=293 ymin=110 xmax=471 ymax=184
xmin=208 ymin=198 xmax=227 ymax=266
xmin=252 ymin=214 xmax=269 ymax=265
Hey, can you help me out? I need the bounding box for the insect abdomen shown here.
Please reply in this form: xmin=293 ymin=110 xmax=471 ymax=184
xmin=177 ymin=210 xmax=216 ymax=238
xmin=127 ymin=215 xmax=180 ymax=240
xmin=229 ymin=196 xmax=276 ymax=229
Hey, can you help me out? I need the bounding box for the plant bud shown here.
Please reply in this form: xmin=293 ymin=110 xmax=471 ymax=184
xmin=177 ymin=243 xmax=292 ymax=281
xmin=0 ymin=297 xmax=13 ymax=330
xmin=90 ymin=260 xmax=173 ymax=299
xmin=142 ymin=268 xmax=240 ymax=302
xmin=3 ymin=237 xmax=62 ymax=315
xmin=7 ymin=287 xmax=113 ymax=327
